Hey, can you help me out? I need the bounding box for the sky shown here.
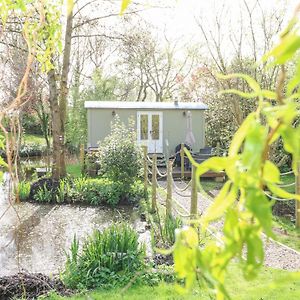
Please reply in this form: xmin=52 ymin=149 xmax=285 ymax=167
xmin=143 ymin=0 xmax=298 ymax=35
xmin=138 ymin=0 xmax=299 ymax=56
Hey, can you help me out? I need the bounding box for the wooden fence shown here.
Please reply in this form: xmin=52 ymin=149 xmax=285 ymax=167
xmin=142 ymin=145 xmax=300 ymax=228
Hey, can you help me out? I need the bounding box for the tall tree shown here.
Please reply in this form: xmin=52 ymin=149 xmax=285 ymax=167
xmin=119 ymin=25 xmax=199 ymax=102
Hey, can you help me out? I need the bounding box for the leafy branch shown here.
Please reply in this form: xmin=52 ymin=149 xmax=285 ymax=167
xmin=172 ymin=5 xmax=300 ymax=300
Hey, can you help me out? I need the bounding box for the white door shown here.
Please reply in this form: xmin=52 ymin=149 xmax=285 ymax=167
xmin=137 ymin=111 xmax=163 ymax=153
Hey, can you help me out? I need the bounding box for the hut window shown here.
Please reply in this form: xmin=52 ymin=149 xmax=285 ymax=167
xmin=140 ymin=114 xmax=148 ymax=140
xmin=152 ymin=114 xmax=160 ymax=140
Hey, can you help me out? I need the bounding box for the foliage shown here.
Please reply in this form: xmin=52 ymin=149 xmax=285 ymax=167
xmin=41 ymin=265 xmax=300 ymax=300
xmin=29 ymin=177 xmax=146 ymax=206
xmin=127 ymin=180 xmax=148 ymax=204
xmin=22 ymin=113 xmax=43 ymax=135
xmin=273 ymin=216 xmax=300 ymax=252
xmin=20 ymin=143 xmax=47 ymax=157
xmin=62 ymin=223 xmax=145 ymax=289
xmin=56 ymin=179 xmax=71 ymax=203
xmin=33 ymin=183 xmax=53 ymax=203
xmin=163 ymin=216 xmax=182 ymax=246
xmin=171 ymin=11 xmax=300 ymax=300
xmin=0 ymin=134 xmax=7 ymax=181
xmin=77 ymin=178 xmax=124 ymax=206
xmin=97 ymin=117 xmax=143 ymax=187
xmin=66 ymin=163 xmax=81 ymax=177
xmin=0 ymin=0 xmax=62 ymax=72
xmin=66 ymin=69 xmax=120 ymax=150
xmin=18 ymin=181 xmax=31 ymax=201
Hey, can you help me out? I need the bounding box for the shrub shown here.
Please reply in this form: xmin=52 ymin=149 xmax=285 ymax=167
xmin=163 ymin=216 xmax=182 ymax=246
xmin=62 ymin=223 xmax=145 ymax=289
xmin=29 ymin=177 xmax=146 ymax=206
xmin=127 ymin=180 xmax=147 ymax=203
xmin=19 ymin=143 xmax=47 ymax=157
xmin=56 ymin=179 xmax=71 ymax=203
xmin=97 ymin=117 xmax=142 ymax=187
xmin=18 ymin=181 xmax=31 ymax=201
xmin=79 ymin=178 xmax=124 ymax=206
xmin=33 ymin=183 xmax=53 ymax=203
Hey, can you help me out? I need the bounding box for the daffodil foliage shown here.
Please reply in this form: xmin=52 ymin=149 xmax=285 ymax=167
xmin=173 ymin=10 xmax=300 ymax=300
xmin=0 ymin=0 xmax=63 ymax=72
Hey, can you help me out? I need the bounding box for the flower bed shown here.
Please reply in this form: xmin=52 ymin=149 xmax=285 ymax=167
xmin=19 ymin=177 xmax=147 ymax=206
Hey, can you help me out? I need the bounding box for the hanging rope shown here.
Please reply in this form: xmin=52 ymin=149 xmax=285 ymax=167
xmin=172 ymin=188 xmax=191 ymax=198
xmin=280 ymin=170 xmax=294 ymax=176
xmin=171 ymin=177 xmax=192 ymax=192
xmin=172 ymin=206 xmax=191 ymax=218
xmin=155 ymin=178 xmax=165 ymax=190
xmin=278 ymin=182 xmax=295 ymax=188
xmin=156 ymin=166 xmax=167 ymax=178
xmin=264 ymin=191 xmax=295 ymax=201
xmin=146 ymin=155 xmax=153 ymax=164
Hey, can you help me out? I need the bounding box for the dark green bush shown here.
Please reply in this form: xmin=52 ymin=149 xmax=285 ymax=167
xmin=97 ymin=117 xmax=143 ymax=187
xmin=33 ymin=183 xmax=53 ymax=203
xmin=127 ymin=180 xmax=148 ymax=203
xmin=29 ymin=177 xmax=146 ymax=206
xmin=62 ymin=223 xmax=145 ymax=289
xmin=78 ymin=178 xmax=124 ymax=206
xmin=19 ymin=143 xmax=47 ymax=157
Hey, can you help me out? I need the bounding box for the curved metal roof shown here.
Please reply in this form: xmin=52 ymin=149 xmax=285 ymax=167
xmin=84 ymin=101 xmax=208 ymax=110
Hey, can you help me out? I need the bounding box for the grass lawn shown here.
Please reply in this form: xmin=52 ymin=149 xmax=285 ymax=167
xmin=46 ymin=265 xmax=300 ymax=300
xmin=280 ymin=174 xmax=295 ymax=194
xmin=273 ymin=216 xmax=300 ymax=252
xmin=66 ymin=163 xmax=82 ymax=177
xmin=22 ymin=133 xmax=48 ymax=146
xmin=200 ymin=178 xmax=224 ymax=192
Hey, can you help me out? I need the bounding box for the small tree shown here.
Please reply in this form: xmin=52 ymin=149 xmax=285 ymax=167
xmin=97 ymin=116 xmax=142 ymax=187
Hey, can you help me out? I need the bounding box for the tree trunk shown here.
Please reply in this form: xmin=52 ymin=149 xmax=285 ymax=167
xmin=58 ymin=4 xmax=74 ymax=178
xmin=48 ymin=68 xmax=62 ymax=180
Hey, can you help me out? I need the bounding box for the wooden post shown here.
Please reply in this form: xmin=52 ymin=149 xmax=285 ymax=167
xmin=166 ymin=160 xmax=173 ymax=219
xmin=190 ymin=165 xmax=198 ymax=220
xmin=151 ymin=154 xmax=157 ymax=213
xmin=180 ymin=143 xmax=184 ymax=180
xmin=216 ymin=142 xmax=220 ymax=156
xmin=143 ymin=146 xmax=148 ymax=197
xmin=296 ymin=163 xmax=300 ymax=228
xmin=79 ymin=143 xmax=85 ymax=174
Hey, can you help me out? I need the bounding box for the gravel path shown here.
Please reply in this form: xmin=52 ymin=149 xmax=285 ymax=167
xmin=157 ymin=180 xmax=300 ymax=271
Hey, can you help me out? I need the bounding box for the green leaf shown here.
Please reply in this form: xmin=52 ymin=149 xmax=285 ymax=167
xmin=261 ymin=90 xmax=277 ymax=100
xmin=173 ymin=227 xmax=198 ymax=287
xmin=265 ymin=33 xmax=300 ymax=65
xmin=244 ymin=231 xmax=264 ymax=279
xmin=202 ymin=181 xmax=237 ymax=225
xmin=263 ymin=161 xmax=281 ymax=184
xmin=0 ymin=156 xmax=7 ymax=168
xmin=120 ymin=0 xmax=132 ymax=15
xmin=242 ymin=121 xmax=267 ymax=172
xmin=195 ymin=156 xmax=229 ymax=176
xmin=228 ymin=112 xmax=256 ymax=157
xmin=246 ymin=189 xmax=274 ymax=237
xmin=267 ymin=183 xmax=300 ymax=201
xmin=217 ymin=73 xmax=261 ymax=94
xmin=66 ymin=0 xmax=74 ymax=16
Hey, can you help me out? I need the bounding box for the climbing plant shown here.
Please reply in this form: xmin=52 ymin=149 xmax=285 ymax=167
xmin=171 ymin=6 xmax=300 ymax=300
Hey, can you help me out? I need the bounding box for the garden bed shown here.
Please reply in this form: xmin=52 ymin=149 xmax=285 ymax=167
xmin=0 ymin=272 xmax=71 ymax=300
xmin=19 ymin=177 xmax=147 ymax=207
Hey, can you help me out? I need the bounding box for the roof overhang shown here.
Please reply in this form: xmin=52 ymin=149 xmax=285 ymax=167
xmin=84 ymin=101 xmax=208 ymax=110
